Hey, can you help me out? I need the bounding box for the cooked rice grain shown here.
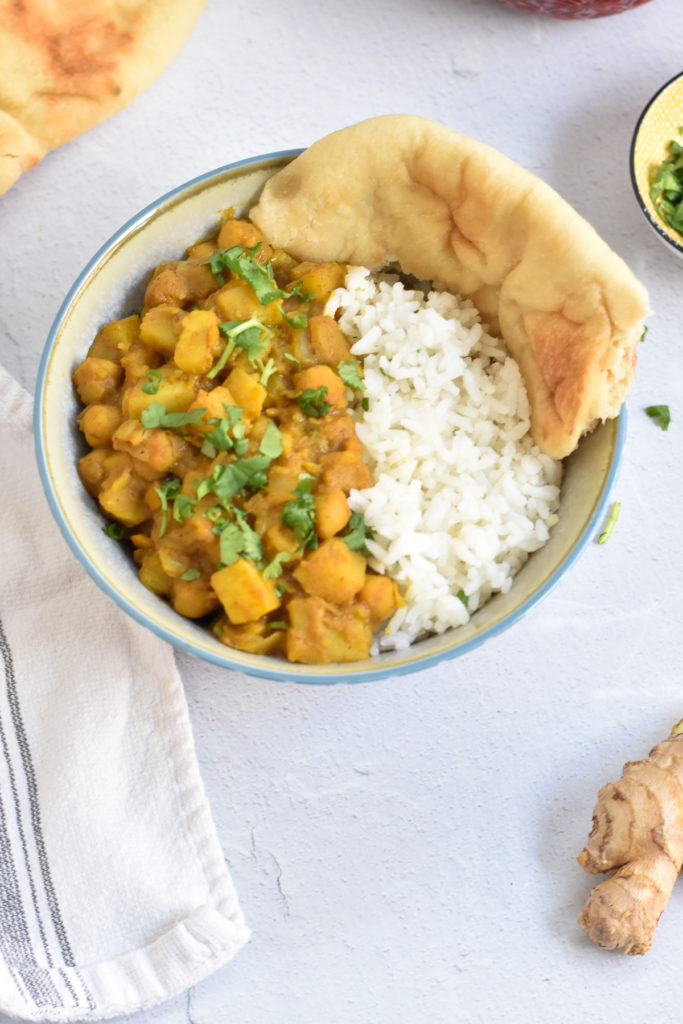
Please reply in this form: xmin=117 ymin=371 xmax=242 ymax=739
xmin=325 ymin=267 xmax=562 ymax=651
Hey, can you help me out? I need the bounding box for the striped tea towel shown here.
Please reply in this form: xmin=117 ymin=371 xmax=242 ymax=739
xmin=0 ymin=363 xmax=249 ymax=1022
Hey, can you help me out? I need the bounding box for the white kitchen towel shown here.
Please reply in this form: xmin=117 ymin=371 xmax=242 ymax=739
xmin=0 ymin=361 xmax=249 ymax=1022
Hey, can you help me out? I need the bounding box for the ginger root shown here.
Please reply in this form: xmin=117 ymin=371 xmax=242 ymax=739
xmin=577 ymin=720 xmax=683 ymax=955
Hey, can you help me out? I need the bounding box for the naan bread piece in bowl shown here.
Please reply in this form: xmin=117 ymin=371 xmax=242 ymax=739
xmin=0 ymin=0 xmax=205 ymax=197
xmin=251 ymin=115 xmax=649 ymax=459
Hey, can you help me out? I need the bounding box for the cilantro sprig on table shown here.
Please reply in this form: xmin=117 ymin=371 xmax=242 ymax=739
xmin=645 ymin=404 xmax=671 ymax=431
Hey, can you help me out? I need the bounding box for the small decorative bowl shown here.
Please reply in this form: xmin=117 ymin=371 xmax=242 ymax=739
xmin=630 ymin=71 xmax=683 ymax=258
xmin=34 ymin=154 xmax=625 ymax=684
xmin=492 ymin=0 xmax=653 ymax=17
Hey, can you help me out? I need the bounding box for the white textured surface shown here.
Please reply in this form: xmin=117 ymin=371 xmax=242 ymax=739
xmin=3 ymin=0 xmax=683 ymax=1020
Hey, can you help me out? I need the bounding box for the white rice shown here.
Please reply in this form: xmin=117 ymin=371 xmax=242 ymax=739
xmin=325 ymin=267 xmax=562 ymax=652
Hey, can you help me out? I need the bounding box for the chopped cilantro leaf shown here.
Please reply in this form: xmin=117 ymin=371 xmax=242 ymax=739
xmin=281 ymin=310 xmax=308 ymax=329
xmin=141 ymin=369 xmax=162 ymax=395
xmin=283 ymin=352 xmax=301 ymax=368
xmin=456 ymin=589 xmax=469 ymax=609
xmin=213 ymin=510 xmax=262 ymax=565
xmin=141 ymin=402 xmax=206 ymax=430
xmin=337 ymin=360 xmax=366 ymax=391
xmin=259 ymin=419 xmax=283 ymax=459
xmin=172 ymin=493 xmax=196 ymax=524
xmin=198 ymin=454 xmax=273 ymax=503
xmin=298 ymin=385 xmax=331 ymax=418
xmin=645 ymin=404 xmax=670 ymax=431
xmin=154 ymin=477 xmax=182 ymax=536
xmin=650 ymin=129 xmax=683 ymax=236
xmin=258 ymin=357 xmax=277 ymax=386
xmin=640 ymin=325 xmax=648 ymax=342
xmin=361 ymin=396 xmax=370 ymax=412
xmin=180 ymin=568 xmax=201 ymax=581
xmin=206 ymin=244 xmax=284 ymax=304
xmin=281 ymin=474 xmax=317 ymax=548
xmin=267 ymin=620 xmax=288 ymax=631
xmin=103 ymin=522 xmax=129 ymax=540
xmin=262 ymin=552 xmax=290 ymax=579
xmin=342 ymin=511 xmax=373 ymax=554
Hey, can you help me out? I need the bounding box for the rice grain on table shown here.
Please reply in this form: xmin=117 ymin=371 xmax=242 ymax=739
xmin=325 ymin=267 xmax=562 ymax=652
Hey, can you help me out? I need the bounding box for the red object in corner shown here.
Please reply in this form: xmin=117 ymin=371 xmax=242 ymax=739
xmin=493 ymin=0 xmax=653 ymax=16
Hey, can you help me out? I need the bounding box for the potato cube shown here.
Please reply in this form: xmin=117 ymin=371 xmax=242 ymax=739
xmin=286 ymin=596 xmax=371 ymax=664
xmin=77 ymin=404 xmax=124 ymax=448
xmin=139 ymin=305 xmax=185 ymax=357
xmin=294 ymin=364 xmax=346 ymax=411
xmin=309 ymin=315 xmax=351 ymax=364
xmin=123 ymin=372 xmax=196 ymax=420
xmin=294 ymin=262 xmax=346 ymax=300
xmin=211 ymin=559 xmax=280 ymax=624
xmin=174 ymin=310 xmax=221 ymax=375
xmin=225 ymin=366 xmax=266 ymax=418
xmin=314 ymin=487 xmax=350 ymax=539
xmin=359 ymin=575 xmax=404 ymax=629
xmin=293 ymin=538 xmax=366 ymax=603
xmin=73 ymin=357 xmax=122 ymax=405
xmin=88 ymin=315 xmax=139 ymax=361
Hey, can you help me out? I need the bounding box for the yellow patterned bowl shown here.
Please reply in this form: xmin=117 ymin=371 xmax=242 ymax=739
xmin=631 ymin=71 xmax=683 ymax=257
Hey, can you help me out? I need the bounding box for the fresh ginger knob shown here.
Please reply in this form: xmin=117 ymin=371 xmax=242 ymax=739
xmin=577 ymin=723 xmax=683 ymax=955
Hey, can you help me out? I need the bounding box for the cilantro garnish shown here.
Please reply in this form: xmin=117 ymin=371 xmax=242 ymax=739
xmin=141 ymin=369 xmax=162 ymax=395
xmin=640 ymin=325 xmax=648 ymax=343
xmin=208 ymin=318 xmax=273 ymax=379
xmin=281 ymin=310 xmax=308 ymax=329
xmin=262 ymin=551 xmax=290 ymax=579
xmin=259 ymin=419 xmax=284 ymax=459
xmin=102 ymin=522 xmax=129 ymax=540
xmin=258 ymin=357 xmax=277 ymax=386
xmin=598 ymin=501 xmax=621 ymax=545
xmin=456 ymin=589 xmax=469 ymax=609
xmin=180 ymin=568 xmax=201 ymax=582
xmin=283 ymin=352 xmax=301 ymax=369
xmin=645 ymin=404 xmax=670 ymax=431
xmin=361 ymin=397 xmax=370 ymax=412
xmin=267 ymin=620 xmax=288 ymax=631
xmin=141 ymin=402 xmax=206 ymax=430
xmin=196 ymin=421 xmax=282 ymax=505
xmin=172 ymin=493 xmax=197 ymax=524
xmin=154 ymin=477 xmax=182 ymax=536
xmin=206 ymin=244 xmax=284 ymax=304
xmin=281 ymin=474 xmax=318 ymax=548
xmin=213 ymin=508 xmax=262 ymax=566
xmin=342 ymin=511 xmax=373 ymax=554
xmin=298 ymin=385 xmax=331 ymax=418
xmin=337 ymin=360 xmax=366 ymax=391
xmin=650 ymin=129 xmax=683 ymax=236
xmin=202 ymin=405 xmax=246 ymax=458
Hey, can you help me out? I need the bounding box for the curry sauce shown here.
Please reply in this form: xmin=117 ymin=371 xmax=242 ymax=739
xmin=73 ymin=217 xmax=402 ymax=664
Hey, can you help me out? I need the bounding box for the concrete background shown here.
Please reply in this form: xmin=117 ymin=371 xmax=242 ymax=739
xmin=2 ymin=0 xmax=683 ymax=1020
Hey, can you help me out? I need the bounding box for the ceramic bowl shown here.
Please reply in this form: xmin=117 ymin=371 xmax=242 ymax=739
xmin=631 ymin=71 xmax=683 ymax=258
xmin=492 ymin=0 xmax=653 ymax=17
xmin=34 ymin=152 xmax=625 ymax=684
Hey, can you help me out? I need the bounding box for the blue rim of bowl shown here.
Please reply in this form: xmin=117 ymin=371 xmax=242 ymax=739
xmin=34 ymin=152 xmax=627 ymax=685
xmin=629 ymin=70 xmax=683 ymax=256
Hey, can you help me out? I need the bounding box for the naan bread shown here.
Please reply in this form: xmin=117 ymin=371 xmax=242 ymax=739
xmin=0 ymin=0 xmax=205 ymax=197
xmin=251 ymin=115 xmax=648 ymax=459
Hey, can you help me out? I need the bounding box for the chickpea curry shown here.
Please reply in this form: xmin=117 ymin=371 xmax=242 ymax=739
xmin=73 ymin=217 xmax=403 ymax=664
